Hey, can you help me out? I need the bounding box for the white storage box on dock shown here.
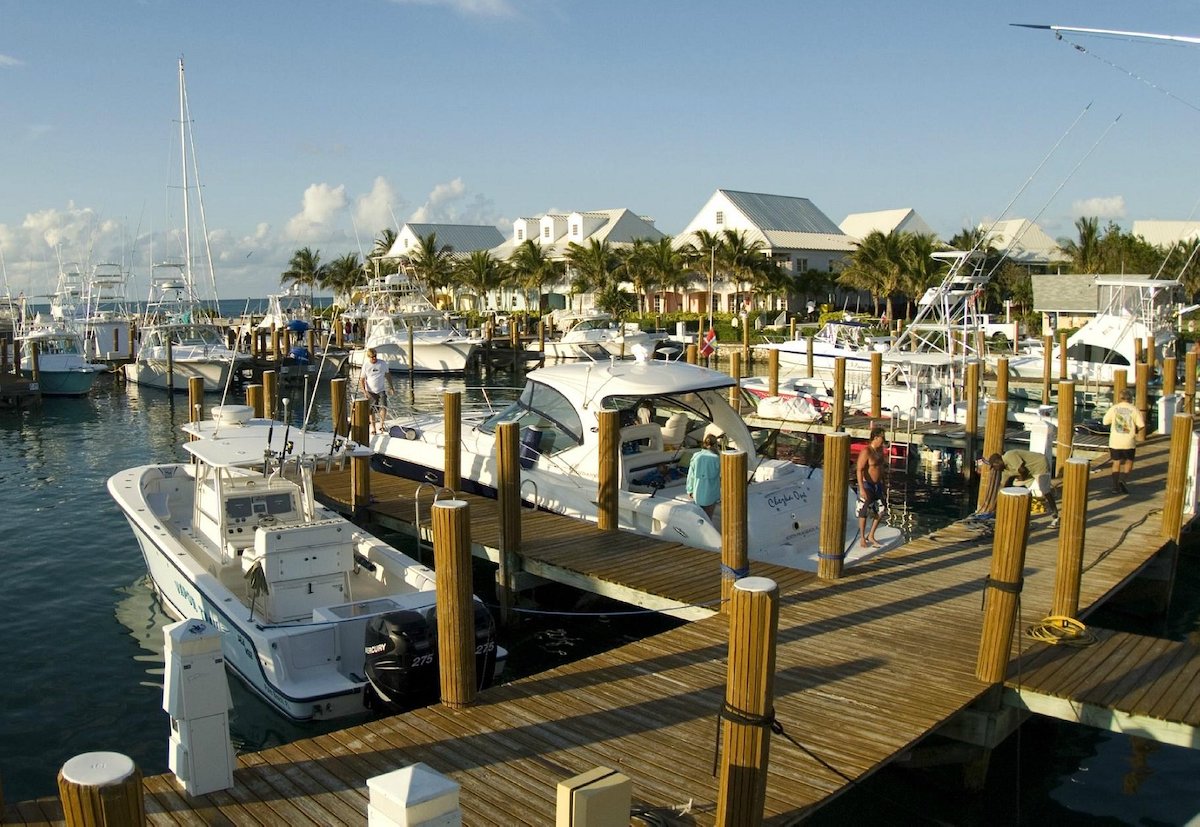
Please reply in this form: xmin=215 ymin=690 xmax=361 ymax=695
xmin=163 ymin=619 xmax=229 ymax=720
xmin=556 ymin=766 xmax=631 ymax=827
xmin=368 ymin=762 xmax=461 ymax=826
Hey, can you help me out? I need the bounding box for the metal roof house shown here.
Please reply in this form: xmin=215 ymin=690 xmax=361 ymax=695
xmin=839 ymin=208 xmax=938 ymax=241
xmin=1131 ymin=220 xmax=1200 ymax=247
xmin=1030 ymin=272 xmax=1172 ymax=331
xmin=384 ymin=223 xmax=505 ymax=259
xmin=984 ymin=219 xmax=1068 ymax=268
xmin=674 ymin=189 xmax=857 ymax=315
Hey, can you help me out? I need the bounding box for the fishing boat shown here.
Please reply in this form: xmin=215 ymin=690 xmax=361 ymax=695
xmin=372 ymin=349 xmax=900 ymax=570
xmin=107 ymin=403 xmax=504 ymax=721
xmin=744 ymin=316 xmax=891 ymax=397
xmin=531 ymin=310 xmax=656 ymax=360
xmin=251 ymin=288 xmax=348 ymax=383
xmin=16 ymin=316 xmax=107 ymax=396
xmin=347 ymin=272 xmax=482 ymax=374
xmin=123 ymin=61 xmax=250 ymax=393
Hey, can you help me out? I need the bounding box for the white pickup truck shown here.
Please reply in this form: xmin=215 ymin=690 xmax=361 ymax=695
xmin=977 ymin=314 xmax=1021 ymax=343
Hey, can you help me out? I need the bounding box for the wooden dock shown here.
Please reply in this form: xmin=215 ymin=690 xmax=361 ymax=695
xmin=8 ymin=435 xmax=1199 ymax=825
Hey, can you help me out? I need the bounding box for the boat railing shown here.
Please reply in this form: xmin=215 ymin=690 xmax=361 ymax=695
xmin=519 ymin=478 xmax=539 ymax=510
xmin=412 ymin=482 xmax=456 ymax=563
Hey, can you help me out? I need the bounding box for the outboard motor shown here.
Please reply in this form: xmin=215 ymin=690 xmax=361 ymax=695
xmin=364 ymin=601 xmax=499 ymax=709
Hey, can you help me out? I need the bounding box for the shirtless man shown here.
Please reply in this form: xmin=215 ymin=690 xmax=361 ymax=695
xmin=856 ymin=427 xmax=888 ymax=548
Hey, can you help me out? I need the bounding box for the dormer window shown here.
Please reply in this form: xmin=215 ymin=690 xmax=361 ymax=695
xmin=517 ymin=229 xmax=524 ymax=240
xmin=715 ymin=211 xmax=724 ymax=225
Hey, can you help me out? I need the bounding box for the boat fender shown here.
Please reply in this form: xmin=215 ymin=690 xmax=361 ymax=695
xmin=387 ymin=425 xmax=420 ymax=440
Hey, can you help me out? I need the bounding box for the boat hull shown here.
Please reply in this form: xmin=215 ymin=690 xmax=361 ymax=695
xmin=20 ymin=366 xmax=103 ymax=396
xmin=350 ymin=340 xmax=478 ymax=374
xmin=123 ymin=357 xmax=244 ymax=392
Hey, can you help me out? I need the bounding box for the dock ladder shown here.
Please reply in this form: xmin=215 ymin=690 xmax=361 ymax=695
xmin=885 ymin=408 xmax=918 ymax=529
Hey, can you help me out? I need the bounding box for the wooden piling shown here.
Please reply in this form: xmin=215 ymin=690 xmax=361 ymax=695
xmin=330 ymin=377 xmax=347 ymax=438
xmin=976 ymin=487 xmax=1031 ymax=683
xmin=1136 ymin=362 xmax=1149 ymax=444
xmin=1113 ymin=368 xmax=1127 ymax=403
xmin=495 ymin=421 xmax=520 ymax=627
xmin=818 ymin=432 xmax=849 ymax=580
xmin=976 ymin=401 xmax=1009 ymax=511
xmin=350 ymin=396 xmax=370 ymax=450
xmin=1161 ymin=414 xmax=1195 ymax=543
xmin=729 ymin=351 xmax=743 ymax=414
xmin=1041 ymin=333 xmax=1052 ymax=403
xmin=188 ymin=377 xmax=205 ymax=427
xmin=271 ymin=326 xmax=281 ymax=363
xmin=870 ymin=351 xmax=882 ymax=419
xmin=350 ymin=400 xmax=371 ymax=514
xmin=686 ymin=344 xmax=698 ymax=365
xmin=995 ymin=357 xmax=1009 ymax=404
xmin=767 ymin=349 xmax=778 ymax=399
xmin=1186 ymin=348 xmax=1197 ymax=415
xmin=1146 ymin=336 xmax=1156 ymax=375
xmin=165 ymin=338 xmax=175 ymax=392
xmin=407 ymin=327 xmax=416 ymax=383
xmin=1052 ymin=458 xmax=1091 ymax=618
xmin=1163 ymin=356 xmax=1177 ymax=398
xmin=832 ymin=357 xmax=846 ymax=432
xmin=789 ymin=319 xmax=796 ymax=341
xmin=538 ymin=319 xmax=546 ymax=353
xmin=1058 ymin=331 xmax=1068 ymax=380
xmin=335 ymin=318 xmax=345 ymax=348
xmin=29 ymin=341 xmax=40 ymax=384
xmin=444 ymin=391 xmax=462 ymax=492
xmin=806 ymin=335 xmax=814 ymax=378
xmin=246 ymin=384 xmax=264 ymax=418
xmin=263 ymin=370 xmax=278 ymax=420
xmin=715 ymin=577 xmax=778 ymax=827
xmin=1056 ymin=381 xmax=1075 ymax=476
xmin=720 ymin=450 xmax=749 ymax=612
xmin=431 ymin=499 xmax=477 ymax=708
xmin=742 ymin=312 xmax=750 ymax=363
xmin=597 ymin=409 xmax=619 ymax=532
xmin=57 ymin=752 xmax=145 ymax=827
xmin=1134 ymin=337 xmax=1144 ymax=366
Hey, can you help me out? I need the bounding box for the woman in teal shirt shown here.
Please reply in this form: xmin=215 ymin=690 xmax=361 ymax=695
xmin=686 ymin=434 xmax=722 ymax=518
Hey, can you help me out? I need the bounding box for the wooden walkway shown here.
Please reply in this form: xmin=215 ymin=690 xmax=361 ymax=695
xmin=7 ymin=435 xmax=1197 ymax=825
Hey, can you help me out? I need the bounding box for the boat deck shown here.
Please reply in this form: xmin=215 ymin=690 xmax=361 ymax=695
xmin=6 ymin=435 xmax=1193 ymax=825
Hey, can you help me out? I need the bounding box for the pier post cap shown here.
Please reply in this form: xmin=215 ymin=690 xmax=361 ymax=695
xmin=1065 ymin=457 xmax=1091 ymax=467
xmin=999 ymin=486 xmax=1032 ymax=498
xmin=432 ymin=499 xmax=469 ymax=511
xmin=60 ymin=752 xmax=136 ymax=786
xmin=734 ymin=576 xmax=777 ymax=594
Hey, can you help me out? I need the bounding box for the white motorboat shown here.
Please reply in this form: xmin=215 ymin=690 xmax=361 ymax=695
xmin=531 ymin=310 xmax=655 ymax=360
xmin=16 ymin=317 xmax=108 ymax=396
xmin=746 ymin=317 xmax=891 ymax=395
xmin=107 ymin=404 xmax=504 ymax=721
xmin=347 ymin=273 xmax=482 ymax=374
xmin=251 ymin=289 xmax=348 ymax=383
xmin=372 ymin=351 xmax=901 ymax=570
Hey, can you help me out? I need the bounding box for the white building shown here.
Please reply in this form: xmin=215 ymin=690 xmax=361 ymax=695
xmin=1131 ymin=220 xmax=1200 ymax=247
xmin=982 ymin=218 xmax=1068 ymax=267
xmin=839 ymin=208 xmax=938 ymax=241
xmin=383 ymin=223 xmax=505 ymax=259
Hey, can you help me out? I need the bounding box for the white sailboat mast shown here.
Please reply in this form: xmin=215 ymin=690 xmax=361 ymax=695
xmin=178 ymin=58 xmax=193 ymax=298
xmin=1012 ymin=23 xmax=1200 ymax=46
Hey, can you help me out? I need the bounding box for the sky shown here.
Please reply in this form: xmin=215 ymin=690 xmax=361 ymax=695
xmin=3 ymin=0 xmax=1200 ymax=299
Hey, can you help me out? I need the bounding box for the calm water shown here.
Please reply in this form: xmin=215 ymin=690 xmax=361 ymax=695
xmin=1 ymin=365 xmax=1199 ymax=824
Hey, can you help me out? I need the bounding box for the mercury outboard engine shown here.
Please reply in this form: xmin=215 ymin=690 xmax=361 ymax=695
xmin=364 ymin=601 xmax=498 ymax=709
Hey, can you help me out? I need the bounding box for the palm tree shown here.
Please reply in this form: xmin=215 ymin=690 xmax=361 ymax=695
xmin=642 ymin=237 xmax=688 ymax=314
xmin=453 ymin=250 xmax=508 ymax=312
xmin=371 ymin=228 xmax=399 ymax=279
xmin=406 ymin=232 xmax=455 ymax=293
xmin=565 ymin=239 xmax=627 ymax=317
xmin=899 ymin=233 xmax=943 ymax=320
xmin=508 ymin=239 xmax=563 ymax=313
xmin=837 ymin=230 xmax=906 ymax=320
xmin=320 ymin=252 xmax=364 ymax=305
xmin=680 ymin=229 xmax=724 ymax=326
xmin=280 ymin=247 xmax=325 ymax=293
xmin=719 ymin=228 xmax=770 ymax=310
xmin=619 ymin=239 xmax=658 ymax=316
xmin=1058 ymin=217 xmax=1103 ymax=273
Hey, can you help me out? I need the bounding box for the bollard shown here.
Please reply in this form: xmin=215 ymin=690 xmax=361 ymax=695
xmin=870 ymin=351 xmax=882 ymax=419
xmin=730 ymin=351 xmax=743 ymax=414
xmin=496 ymin=421 xmax=520 ymax=628
xmin=995 ymin=356 xmax=1009 ymax=405
xmin=832 ymin=357 xmax=846 ymax=432
xmin=818 ymin=432 xmax=849 ymax=579
xmin=1051 ymin=458 xmax=1091 ymax=618
xmin=246 ymin=383 xmax=265 ymax=418
xmin=720 ymin=450 xmax=749 ymax=612
xmin=715 ymin=576 xmax=778 ymax=827
xmin=1161 ymin=414 xmax=1195 ymax=543
xmin=1135 ymin=362 xmax=1149 ymax=444
xmin=597 ymin=409 xmax=619 ymax=532
xmin=767 ymin=349 xmax=778 ymax=399
xmin=432 ymin=499 xmax=477 ymax=708
xmin=976 ymin=401 xmax=1008 ymax=511
xmin=58 ymin=752 xmax=145 ymax=827
xmin=444 ymin=391 xmax=462 ymax=492
xmin=1041 ymin=333 xmax=1052 ymax=404
xmin=1056 ymin=381 xmax=1075 ymax=476
xmin=976 ymin=487 xmax=1031 ymax=683
xmin=330 ymin=377 xmax=347 ymax=438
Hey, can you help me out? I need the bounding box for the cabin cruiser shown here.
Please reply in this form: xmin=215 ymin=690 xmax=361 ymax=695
xmin=532 ymin=310 xmax=656 ymax=360
xmin=107 ymin=404 xmax=503 ymax=721
xmin=16 ymin=317 xmax=107 ymax=396
xmin=372 ymin=351 xmax=900 ymax=570
xmin=745 ymin=317 xmax=891 ymax=397
xmin=250 ymin=290 xmax=348 ymax=383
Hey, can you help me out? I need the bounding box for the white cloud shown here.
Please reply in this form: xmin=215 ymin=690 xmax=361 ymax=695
xmin=386 ymin=0 xmax=514 ymax=17
xmin=285 ymin=183 xmax=348 ymax=241
xmin=354 ymin=177 xmax=401 ymax=238
xmin=408 ymin=177 xmax=498 ymax=226
xmin=0 ymin=54 xmax=24 ymax=68
xmin=1070 ymin=196 xmax=1126 ymax=219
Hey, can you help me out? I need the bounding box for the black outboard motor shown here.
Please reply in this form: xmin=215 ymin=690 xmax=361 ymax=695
xmin=364 ymin=601 xmax=499 ymax=709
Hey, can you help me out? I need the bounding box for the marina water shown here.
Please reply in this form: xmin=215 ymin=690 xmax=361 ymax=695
xmin=2 ymin=362 xmax=1199 ymax=824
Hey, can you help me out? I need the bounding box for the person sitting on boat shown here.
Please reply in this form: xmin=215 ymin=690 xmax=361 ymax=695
xmin=855 ymin=427 xmax=888 ymax=548
xmin=977 ymin=450 xmax=1060 ymax=528
xmin=686 ymin=434 xmax=721 ymax=519
xmin=360 ymin=348 xmax=392 ymax=436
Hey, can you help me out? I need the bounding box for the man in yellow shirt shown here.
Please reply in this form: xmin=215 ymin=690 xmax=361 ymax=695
xmin=1102 ymin=389 xmax=1144 ymax=494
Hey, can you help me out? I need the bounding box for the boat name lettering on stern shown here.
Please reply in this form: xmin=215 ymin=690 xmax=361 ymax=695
xmin=767 ymin=488 xmax=806 ymax=510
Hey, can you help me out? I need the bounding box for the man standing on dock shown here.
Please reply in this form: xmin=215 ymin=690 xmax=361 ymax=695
xmin=1103 ymin=388 xmax=1143 ymax=494
xmin=856 ymin=427 xmax=888 ymax=548
xmin=360 ymin=348 xmax=391 ymax=436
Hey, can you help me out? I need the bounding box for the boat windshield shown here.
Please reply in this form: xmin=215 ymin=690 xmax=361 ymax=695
xmin=478 ymin=380 xmax=584 ymax=453
xmin=170 ymin=325 xmax=225 ymax=347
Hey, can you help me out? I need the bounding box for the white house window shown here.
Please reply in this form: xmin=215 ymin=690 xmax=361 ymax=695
xmin=517 ymin=230 xmax=524 ymax=240
xmin=543 ymin=226 xmax=550 ymax=239
xmin=404 ymin=239 xmax=409 ymax=249
xmin=796 ymin=257 xmax=808 ymax=272
xmin=572 ymin=224 xmax=579 ymax=236
xmin=715 ymin=211 xmax=724 ymax=225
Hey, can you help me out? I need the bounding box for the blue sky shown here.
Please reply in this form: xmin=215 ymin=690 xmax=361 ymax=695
xmin=3 ymin=0 xmax=1200 ymax=299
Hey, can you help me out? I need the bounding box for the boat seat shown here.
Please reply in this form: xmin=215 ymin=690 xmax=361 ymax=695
xmin=620 ymin=423 xmax=663 ymax=453
xmin=661 ymin=413 xmax=688 ymax=448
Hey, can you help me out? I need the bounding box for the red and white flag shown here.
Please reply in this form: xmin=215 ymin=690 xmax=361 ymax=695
xmin=699 ymin=327 xmax=717 ymax=357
